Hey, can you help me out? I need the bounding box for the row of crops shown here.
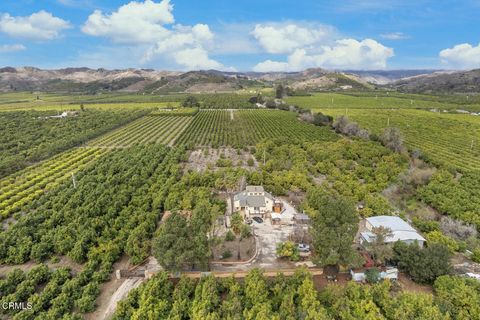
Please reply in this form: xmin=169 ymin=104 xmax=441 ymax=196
xmin=0 ymin=114 xmax=194 ymax=219
xmin=87 ymin=115 xmax=192 ymax=147
xmin=0 ymin=147 xmax=110 ymax=220
xmin=0 ymin=145 xmax=187 ymax=318
xmin=175 ymin=109 xmax=337 ymax=147
xmin=286 ymin=93 xmax=480 ymax=111
xmin=318 ymin=108 xmax=480 ymax=172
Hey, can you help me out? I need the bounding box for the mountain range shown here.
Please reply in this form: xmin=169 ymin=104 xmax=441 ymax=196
xmin=0 ymin=66 xmax=478 ymax=94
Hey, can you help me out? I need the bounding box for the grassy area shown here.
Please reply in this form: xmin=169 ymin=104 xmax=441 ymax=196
xmin=286 ymin=92 xmax=480 ymax=112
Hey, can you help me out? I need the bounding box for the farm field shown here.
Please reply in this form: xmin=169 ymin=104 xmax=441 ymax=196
xmin=317 ymin=108 xmax=480 ymax=172
xmin=0 ymin=109 xmax=145 ymax=178
xmin=176 ymin=109 xmax=338 ymax=147
xmin=87 ymin=115 xmax=193 ymax=147
xmin=0 ymin=101 xmax=180 ymax=112
xmin=0 ymin=92 xmax=185 ymax=110
xmin=0 ymin=147 xmax=110 ymax=220
xmin=287 ymin=92 xmax=480 ymax=112
xmin=0 ymin=145 xmax=187 ymax=318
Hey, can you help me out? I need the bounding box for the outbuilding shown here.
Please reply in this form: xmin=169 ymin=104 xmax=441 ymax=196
xmin=361 ymin=216 xmax=426 ymax=247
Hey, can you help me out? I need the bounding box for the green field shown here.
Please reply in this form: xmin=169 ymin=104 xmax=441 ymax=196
xmin=88 ymin=115 xmax=193 ymax=147
xmin=0 ymin=147 xmax=110 ymax=219
xmin=176 ymin=109 xmax=337 ymax=147
xmin=287 ymin=92 xmax=480 ymax=112
xmin=317 ymin=108 xmax=480 ymax=172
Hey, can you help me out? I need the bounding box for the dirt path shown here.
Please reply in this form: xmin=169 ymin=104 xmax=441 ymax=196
xmin=230 ymin=109 xmax=234 ymax=120
xmin=99 ymin=278 xmax=145 ymax=320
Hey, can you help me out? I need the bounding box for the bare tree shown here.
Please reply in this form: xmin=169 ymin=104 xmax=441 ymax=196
xmin=440 ymin=217 xmax=477 ymax=241
xmin=332 ymin=116 xmax=349 ymax=133
xmin=381 ymin=127 xmax=405 ymax=153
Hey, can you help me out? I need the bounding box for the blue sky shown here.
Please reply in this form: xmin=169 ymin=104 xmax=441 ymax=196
xmin=0 ymin=0 xmax=479 ymax=71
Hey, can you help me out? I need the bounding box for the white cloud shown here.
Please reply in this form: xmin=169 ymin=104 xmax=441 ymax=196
xmin=0 ymin=11 xmax=70 ymax=40
xmin=439 ymin=43 xmax=480 ymax=69
xmin=253 ymin=38 xmax=394 ymax=72
xmin=252 ymin=23 xmax=335 ymax=54
xmin=82 ymin=0 xmax=228 ymax=70
xmin=82 ymin=0 xmax=173 ymax=43
xmin=0 ymin=44 xmax=26 ymax=53
xmin=174 ymin=47 xmax=223 ymax=70
xmin=251 ymin=22 xmax=393 ymax=71
xmin=380 ymin=32 xmax=410 ymax=40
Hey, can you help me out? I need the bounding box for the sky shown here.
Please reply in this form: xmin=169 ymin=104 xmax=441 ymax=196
xmin=0 ymin=0 xmax=479 ymax=71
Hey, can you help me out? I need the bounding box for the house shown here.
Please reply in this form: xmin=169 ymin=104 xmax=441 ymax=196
xmin=361 ymin=216 xmax=426 ymax=247
xmin=233 ymin=186 xmax=274 ymax=218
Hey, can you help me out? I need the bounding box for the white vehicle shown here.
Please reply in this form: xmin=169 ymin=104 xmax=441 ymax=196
xmin=298 ymin=244 xmax=310 ymax=252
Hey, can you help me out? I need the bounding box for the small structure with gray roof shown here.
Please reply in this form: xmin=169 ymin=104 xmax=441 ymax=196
xmin=233 ymin=186 xmax=274 ymax=218
xmin=361 ymin=215 xmax=426 ymax=247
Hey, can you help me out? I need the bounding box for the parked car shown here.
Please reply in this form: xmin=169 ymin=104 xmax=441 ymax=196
xmin=298 ymin=244 xmax=310 ymax=252
xmin=252 ymin=217 xmax=263 ymax=223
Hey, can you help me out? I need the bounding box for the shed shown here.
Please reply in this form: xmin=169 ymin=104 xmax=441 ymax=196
xmin=293 ymin=214 xmax=311 ymax=225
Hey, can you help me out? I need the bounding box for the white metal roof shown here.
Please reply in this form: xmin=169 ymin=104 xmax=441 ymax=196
xmin=366 ymin=216 xmax=416 ymax=232
xmin=361 ymin=229 xmax=425 ymax=244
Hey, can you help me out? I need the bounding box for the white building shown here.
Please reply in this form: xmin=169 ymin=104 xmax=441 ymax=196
xmin=361 ymin=216 xmax=426 ymax=247
xmin=233 ymin=186 xmax=275 ymax=218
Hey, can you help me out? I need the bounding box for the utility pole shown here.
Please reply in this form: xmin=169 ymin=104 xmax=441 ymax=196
xmin=71 ymin=173 xmax=77 ymax=189
xmin=471 ymin=139 xmax=474 ymax=151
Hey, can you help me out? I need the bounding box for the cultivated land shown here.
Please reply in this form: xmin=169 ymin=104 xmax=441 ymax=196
xmin=176 ymin=109 xmax=336 ymax=147
xmin=0 ymin=147 xmax=110 ymax=220
xmin=317 ymin=108 xmax=480 ymax=172
xmin=1 ymin=90 xmax=479 ymax=319
xmin=284 ymin=92 xmax=480 ymax=172
xmin=286 ymin=92 xmax=480 ymax=111
xmin=87 ymin=115 xmax=193 ymax=147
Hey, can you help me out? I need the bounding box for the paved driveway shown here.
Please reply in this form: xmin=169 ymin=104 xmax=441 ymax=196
xmin=252 ymin=219 xmax=294 ymax=269
xmin=212 ymin=218 xmax=294 ymax=271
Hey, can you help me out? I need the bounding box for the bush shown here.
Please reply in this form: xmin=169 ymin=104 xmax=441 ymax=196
xmin=425 ymin=231 xmax=460 ymax=253
xmin=225 ymin=230 xmax=235 ymax=242
xmin=240 ymin=224 xmax=252 ymax=239
xmin=412 ymin=217 xmax=440 ymax=233
xmin=182 ymin=96 xmax=200 ymax=108
xmin=365 ymin=268 xmax=381 ymax=283
xmin=247 ymin=158 xmax=254 ymax=166
xmin=393 ymin=242 xmax=452 ymax=284
xmin=276 ymin=241 xmax=300 ymax=261
xmin=221 ymin=250 xmax=232 ymax=259
xmin=231 ymin=213 xmax=243 ymax=235
xmin=471 ymin=248 xmax=480 ymax=263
